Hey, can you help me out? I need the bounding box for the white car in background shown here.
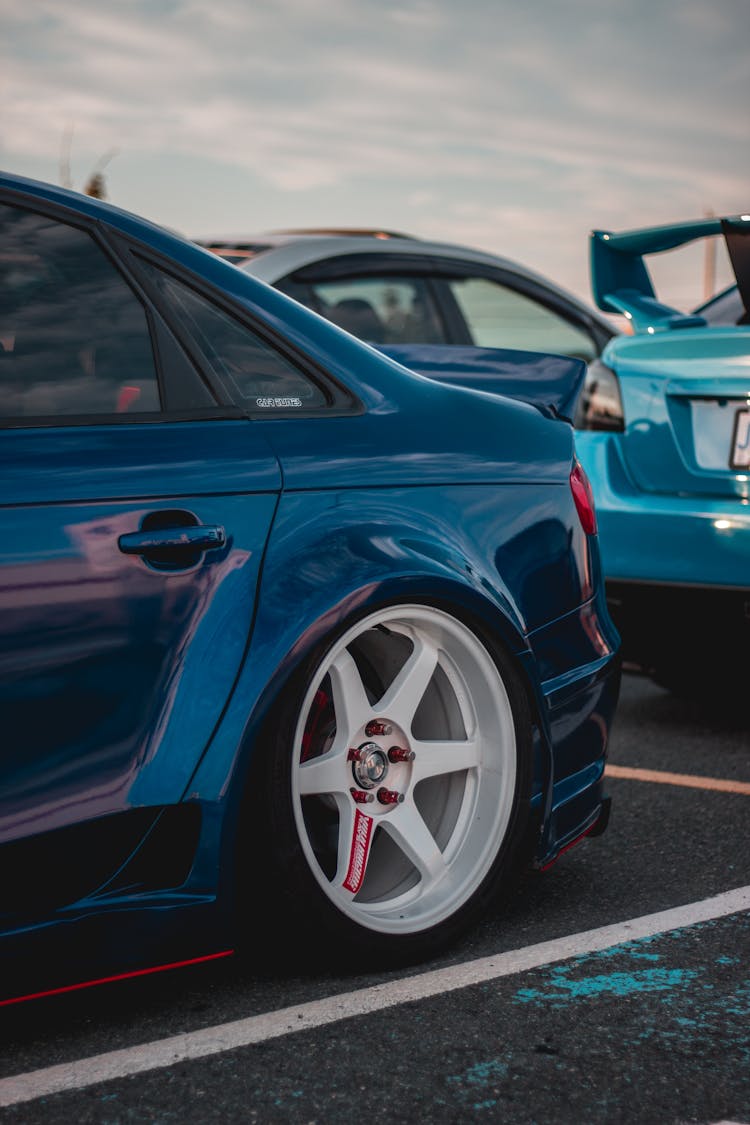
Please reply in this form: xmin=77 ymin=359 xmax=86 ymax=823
xmin=197 ymin=229 xmax=615 ymax=362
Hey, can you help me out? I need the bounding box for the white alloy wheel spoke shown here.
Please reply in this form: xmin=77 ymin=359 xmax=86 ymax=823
xmin=298 ymin=750 xmax=348 ymax=797
xmin=327 ymin=647 xmax=372 ymax=742
xmin=334 ymin=800 xmax=375 ymax=896
xmin=375 ymin=634 xmax=439 ymax=729
xmin=381 ymin=803 xmax=447 ymax=885
xmin=410 ymin=738 xmax=481 ymax=783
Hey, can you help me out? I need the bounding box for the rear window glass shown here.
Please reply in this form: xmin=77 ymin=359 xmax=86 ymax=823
xmin=142 ymin=263 xmax=327 ymax=410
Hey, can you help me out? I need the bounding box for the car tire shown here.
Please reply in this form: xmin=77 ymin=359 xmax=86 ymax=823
xmin=243 ymin=603 xmax=534 ymax=965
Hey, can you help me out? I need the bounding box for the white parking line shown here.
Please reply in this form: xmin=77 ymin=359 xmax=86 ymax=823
xmin=0 ymin=885 xmax=748 ymax=1108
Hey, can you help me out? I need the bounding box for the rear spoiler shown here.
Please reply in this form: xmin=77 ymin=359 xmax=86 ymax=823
xmin=378 ymin=344 xmax=586 ymax=423
xmin=591 ymin=214 xmax=750 ymax=332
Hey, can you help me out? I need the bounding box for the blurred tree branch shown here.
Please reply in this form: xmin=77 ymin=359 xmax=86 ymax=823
xmin=59 ymin=127 xmax=119 ymax=200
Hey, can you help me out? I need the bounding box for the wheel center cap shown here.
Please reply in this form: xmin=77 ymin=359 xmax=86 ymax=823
xmin=352 ymin=742 xmax=388 ymax=789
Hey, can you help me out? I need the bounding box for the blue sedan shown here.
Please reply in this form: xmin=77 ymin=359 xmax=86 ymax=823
xmin=0 ymin=173 xmax=619 ymax=998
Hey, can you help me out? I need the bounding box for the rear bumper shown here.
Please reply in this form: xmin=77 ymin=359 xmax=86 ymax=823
xmin=524 ymin=590 xmax=621 ymax=868
xmin=538 ymin=648 xmax=620 ymax=867
xmin=577 ymin=433 xmax=750 ymax=589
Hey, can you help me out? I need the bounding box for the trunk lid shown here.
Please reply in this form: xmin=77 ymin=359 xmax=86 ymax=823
xmin=379 ymin=343 xmax=585 ymax=422
xmin=613 ymin=327 xmax=750 ymax=499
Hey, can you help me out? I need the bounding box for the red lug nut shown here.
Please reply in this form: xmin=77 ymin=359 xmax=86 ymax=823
xmin=377 ymin=788 xmax=404 ymax=805
xmin=348 ymin=748 xmax=363 ymax=762
xmin=365 ymin=720 xmax=393 ymax=737
xmin=388 ymin=746 xmax=415 ymax=763
xmin=350 ymin=788 xmax=374 ymax=804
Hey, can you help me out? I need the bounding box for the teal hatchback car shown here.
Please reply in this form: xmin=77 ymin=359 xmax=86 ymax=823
xmin=575 ymin=214 xmax=750 ymax=697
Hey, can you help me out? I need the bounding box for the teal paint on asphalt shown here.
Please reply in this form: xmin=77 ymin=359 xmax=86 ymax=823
xmin=512 ymin=916 xmax=750 ymax=1011
xmin=634 ymin=980 xmax=750 ymax=1061
xmin=515 ymin=967 xmax=699 ymax=1006
xmin=446 ymin=1057 xmax=510 ymax=1111
xmin=440 ymin=921 xmax=750 ymax=1119
xmin=447 ymin=1059 xmax=510 ymax=1087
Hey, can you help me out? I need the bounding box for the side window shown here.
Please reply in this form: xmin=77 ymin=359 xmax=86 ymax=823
xmin=308 ymin=277 xmax=446 ymax=345
xmin=141 ymin=264 xmax=327 ymax=410
xmin=0 ymin=202 xmax=160 ymax=421
xmin=448 ymin=277 xmax=597 ymax=361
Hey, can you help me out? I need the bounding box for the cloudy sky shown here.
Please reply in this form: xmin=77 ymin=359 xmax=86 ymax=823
xmin=2 ymin=0 xmax=748 ymax=304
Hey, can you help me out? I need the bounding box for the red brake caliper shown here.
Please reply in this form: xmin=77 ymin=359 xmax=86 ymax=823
xmin=301 ymin=688 xmax=331 ymax=762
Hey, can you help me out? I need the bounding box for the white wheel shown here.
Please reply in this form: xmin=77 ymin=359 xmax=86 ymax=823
xmin=256 ymin=603 xmax=532 ymax=958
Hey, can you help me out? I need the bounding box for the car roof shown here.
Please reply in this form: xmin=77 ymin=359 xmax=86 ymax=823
xmin=200 ymin=232 xmax=530 ymax=277
xmin=197 ymin=230 xmax=606 ymax=323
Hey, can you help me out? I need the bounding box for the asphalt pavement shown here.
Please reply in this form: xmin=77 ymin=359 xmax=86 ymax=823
xmin=1 ymin=672 xmax=748 ymax=1124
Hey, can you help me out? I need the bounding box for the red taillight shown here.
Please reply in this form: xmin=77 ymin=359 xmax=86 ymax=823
xmin=570 ymin=459 xmax=597 ymax=535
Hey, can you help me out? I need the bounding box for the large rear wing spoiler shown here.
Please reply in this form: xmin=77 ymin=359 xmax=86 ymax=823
xmin=590 ymin=214 xmax=750 ymax=332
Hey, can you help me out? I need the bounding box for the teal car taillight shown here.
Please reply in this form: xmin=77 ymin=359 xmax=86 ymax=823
xmin=575 ymin=359 xmax=625 ymax=432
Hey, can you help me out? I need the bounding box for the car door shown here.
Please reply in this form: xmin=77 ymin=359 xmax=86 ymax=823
xmin=0 ymin=196 xmax=281 ymax=864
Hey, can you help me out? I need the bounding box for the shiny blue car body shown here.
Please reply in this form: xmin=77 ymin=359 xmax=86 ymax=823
xmin=575 ymin=215 xmax=750 ymax=689
xmin=0 ymin=173 xmax=619 ymax=996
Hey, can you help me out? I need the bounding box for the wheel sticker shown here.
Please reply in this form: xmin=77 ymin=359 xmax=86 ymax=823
xmin=343 ymin=810 xmax=374 ymax=894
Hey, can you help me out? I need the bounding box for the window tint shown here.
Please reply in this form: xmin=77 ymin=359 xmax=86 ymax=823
xmin=142 ymin=265 xmax=326 ymax=410
xmin=448 ymin=277 xmax=596 ymax=361
xmin=0 ymin=202 xmax=160 ymax=421
xmin=308 ymin=277 xmax=445 ymax=344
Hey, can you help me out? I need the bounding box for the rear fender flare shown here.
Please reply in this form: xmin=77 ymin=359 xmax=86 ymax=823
xmin=198 ymin=574 xmax=551 ymax=904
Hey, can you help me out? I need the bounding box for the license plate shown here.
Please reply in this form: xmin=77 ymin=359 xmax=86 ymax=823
xmin=730 ymin=408 xmax=750 ymax=468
